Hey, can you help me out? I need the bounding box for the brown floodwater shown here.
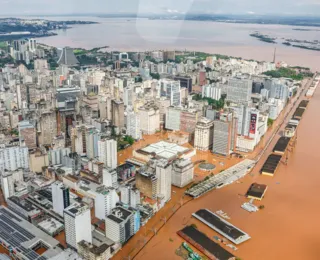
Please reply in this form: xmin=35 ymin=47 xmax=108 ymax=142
xmin=133 ymin=82 xmax=320 ymax=260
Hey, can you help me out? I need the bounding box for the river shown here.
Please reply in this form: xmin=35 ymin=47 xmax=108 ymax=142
xmin=23 ymin=16 xmax=320 ymax=70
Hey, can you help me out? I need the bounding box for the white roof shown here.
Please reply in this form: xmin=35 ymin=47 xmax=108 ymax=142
xmin=140 ymin=141 xmax=189 ymax=159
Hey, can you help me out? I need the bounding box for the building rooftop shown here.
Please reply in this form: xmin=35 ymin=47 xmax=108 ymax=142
xmin=193 ymin=209 xmax=250 ymax=244
xmin=138 ymin=141 xmax=190 ymax=160
xmin=246 ymin=183 xmax=268 ymax=199
xmin=0 ymin=206 xmax=62 ymax=259
xmin=64 ymin=203 xmax=89 ymax=217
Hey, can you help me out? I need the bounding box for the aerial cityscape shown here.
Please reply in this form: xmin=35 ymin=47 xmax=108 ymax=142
xmin=0 ymin=2 xmax=320 ymax=260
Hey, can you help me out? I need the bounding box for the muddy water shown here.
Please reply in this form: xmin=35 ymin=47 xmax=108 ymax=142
xmin=135 ymin=86 xmax=320 ymax=260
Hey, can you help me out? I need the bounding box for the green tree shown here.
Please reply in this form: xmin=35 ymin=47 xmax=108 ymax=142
xmin=124 ymin=135 xmax=135 ymax=145
xmin=267 ymin=118 xmax=274 ymax=128
xmin=150 ymin=73 xmax=160 ymax=80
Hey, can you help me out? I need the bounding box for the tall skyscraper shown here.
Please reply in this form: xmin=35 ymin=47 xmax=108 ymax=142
xmin=126 ymin=108 xmax=141 ymax=140
xmin=64 ymin=203 xmax=92 ymax=250
xmin=120 ymin=185 xmax=140 ymax=208
xmin=18 ymin=121 xmax=37 ymax=149
xmin=51 ymin=181 xmax=70 ymax=216
xmin=212 ymin=112 xmax=237 ymax=156
xmin=98 ymin=139 xmax=117 ymax=169
xmin=159 ymin=79 xmax=181 ymax=107
xmin=154 ymin=159 xmax=172 ymax=203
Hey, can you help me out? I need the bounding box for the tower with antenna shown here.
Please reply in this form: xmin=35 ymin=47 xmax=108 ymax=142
xmin=273 ymin=48 xmax=276 ymax=63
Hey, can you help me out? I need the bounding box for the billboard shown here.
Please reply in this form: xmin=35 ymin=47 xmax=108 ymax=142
xmin=250 ymin=113 xmax=257 ymax=134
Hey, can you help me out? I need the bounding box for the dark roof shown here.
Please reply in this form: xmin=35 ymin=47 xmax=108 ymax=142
xmin=260 ymin=154 xmax=282 ymax=174
xmin=298 ymin=100 xmax=309 ymax=109
xmin=178 ymin=226 xmax=235 ymax=260
xmin=193 ymin=209 xmax=244 ymax=240
xmin=293 ymin=107 xmax=305 ymax=119
xmin=106 ymin=215 xmax=122 ymax=224
xmin=273 ymin=137 xmax=291 ymax=153
xmin=246 ymin=183 xmax=267 ymax=199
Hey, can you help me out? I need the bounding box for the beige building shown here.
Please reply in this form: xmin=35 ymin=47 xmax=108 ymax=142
xmin=135 ymin=167 xmax=158 ymax=200
xmin=172 ymin=159 xmax=194 ymax=188
xmin=78 ymin=240 xmax=112 ymax=260
xmin=194 ymin=117 xmax=214 ymax=151
xmin=29 ymin=149 xmax=49 ymax=173
xmin=138 ymin=103 xmax=160 ymax=135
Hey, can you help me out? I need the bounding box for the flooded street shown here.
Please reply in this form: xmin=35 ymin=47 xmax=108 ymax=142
xmin=131 ymin=81 xmax=320 ymax=260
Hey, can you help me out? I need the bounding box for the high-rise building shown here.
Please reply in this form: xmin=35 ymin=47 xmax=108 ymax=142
xmin=212 ymin=112 xmax=237 ymax=156
xmin=98 ymin=139 xmax=117 ymax=169
xmin=202 ymin=84 xmax=222 ymax=100
xmin=135 ymin=167 xmax=158 ymax=200
xmin=51 ymin=181 xmax=70 ymax=216
xmin=165 ymin=106 xmax=181 ymax=131
xmin=171 ymin=159 xmax=194 ymax=188
xmin=198 ymin=70 xmax=207 ymax=86
xmin=120 ymin=185 xmax=140 ymax=208
xmin=174 ymin=75 xmax=192 ymax=93
xmin=159 ymin=79 xmax=181 ymax=106
xmin=194 ymin=117 xmax=214 ymax=151
xmin=226 ymin=78 xmax=252 ymax=103
xmin=64 ymin=203 xmax=92 ymax=250
xmin=0 ymin=146 xmax=29 ymax=172
xmin=138 ymin=103 xmax=160 ymax=135
xmin=85 ymin=127 xmax=101 ymax=159
xmin=126 ymin=108 xmax=141 ymax=140
xmin=105 ymin=206 xmax=134 ymax=244
xmin=57 ymin=47 xmax=79 ymax=66
xmin=0 ymin=172 xmax=14 ymax=201
xmin=112 ymin=100 xmax=124 ymax=128
xmin=102 ymin=168 xmax=118 ymax=189
xmin=94 ymin=186 xmax=119 ymax=220
xmin=154 ymin=159 xmax=172 ymax=203
xmin=28 ymin=38 xmax=37 ymax=52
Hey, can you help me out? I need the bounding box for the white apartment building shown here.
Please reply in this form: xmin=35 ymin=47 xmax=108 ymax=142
xmin=0 ymin=172 xmax=15 ymax=201
xmin=126 ymin=108 xmax=141 ymax=140
xmin=194 ymin=117 xmax=214 ymax=151
xmin=171 ymin=159 xmax=194 ymax=188
xmin=51 ymin=181 xmax=70 ymax=216
xmin=64 ymin=203 xmax=92 ymax=250
xmin=0 ymin=146 xmax=29 ymax=172
xmin=202 ymin=84 xmax=222 ymax=100
xmin=102 ymin=168 xmax=118 ymax=189
xmin=155 ymin=159 xmax=172 ymax=203
xmin=98 ymin=139 xmax=117 ymax=169
xmin=120 ymin=185 xmax=140 ymax=208
xmin=105 ymin=207 xmax=134 ymax=244
xmin=94 ymin=186 xmax=119 ymax=220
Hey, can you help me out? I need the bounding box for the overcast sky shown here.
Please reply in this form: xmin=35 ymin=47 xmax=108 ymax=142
xmin=0 ymin=0 xmax=319 ymax=16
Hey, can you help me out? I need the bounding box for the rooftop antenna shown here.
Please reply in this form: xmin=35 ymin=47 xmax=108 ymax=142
xmin=273 ymin=47 xmax=276 ymax=63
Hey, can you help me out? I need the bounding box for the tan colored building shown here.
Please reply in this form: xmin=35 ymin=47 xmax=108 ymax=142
xmin=168 ymin=131 xmax=190 ymax=145
xmin=135 ymin=167 xmax=158 ymax=200
xmin=194 ymin=117 xmax=214 ymax=151
xmin=78 ymin=240 xmax=112 ymax=260
xmin=29 ymin=149 xmax=49 ymax=173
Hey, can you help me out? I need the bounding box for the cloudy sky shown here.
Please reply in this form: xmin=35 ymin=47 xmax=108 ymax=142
xmin=0 ymin=0 xmax=319 ymax=16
